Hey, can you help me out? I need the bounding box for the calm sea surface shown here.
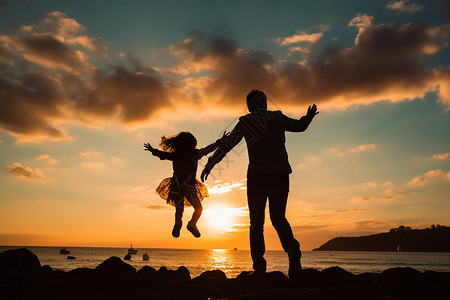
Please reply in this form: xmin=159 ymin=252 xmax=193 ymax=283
xmin=1 ymin=246 xmax=449 ymax=278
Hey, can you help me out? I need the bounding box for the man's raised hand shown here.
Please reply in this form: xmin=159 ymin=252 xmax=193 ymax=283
xmin=307 ymin=104 xmax=319 ymax=118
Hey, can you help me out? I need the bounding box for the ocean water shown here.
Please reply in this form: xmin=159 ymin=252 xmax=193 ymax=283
xmin=1 ymin=246 xmax=449 ymax=278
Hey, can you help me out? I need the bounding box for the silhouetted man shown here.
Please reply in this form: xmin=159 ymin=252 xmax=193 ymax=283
xmin=201 ymin=89 xmax=318 ymax=278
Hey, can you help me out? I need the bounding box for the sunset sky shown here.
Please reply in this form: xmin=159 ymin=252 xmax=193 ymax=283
xmin=1 ymin=0 xmax=449 ymax=251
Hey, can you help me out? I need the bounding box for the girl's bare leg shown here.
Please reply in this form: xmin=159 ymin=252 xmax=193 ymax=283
xmin=190 ymin=201 xmax=203 ymax=225
xmin=172 ymin=204 xmax=184 ymax=238
xmin=187 ymin=200 xmax=202 ymax=238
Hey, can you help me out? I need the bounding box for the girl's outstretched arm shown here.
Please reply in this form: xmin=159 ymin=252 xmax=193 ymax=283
xmin=144 ymin=143 xmax=175 ymax=160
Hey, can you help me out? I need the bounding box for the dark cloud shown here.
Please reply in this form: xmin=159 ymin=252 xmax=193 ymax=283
xmin=5 ymin=33 xmax=94 ymax=73
xmin=1 ymin=12 xmax=449 ymax=142
xmin=0 ymin=67 xmax=172 ymax=139
xmin=75 ymin=67 xmax=171 ymax=124
xmin=0 ymin=12 xmax=173 ymax=141
xmin=0 ymin=73 xmax=67 ymax=138
xmin=175 ymin=22 xmax=450 ymax=109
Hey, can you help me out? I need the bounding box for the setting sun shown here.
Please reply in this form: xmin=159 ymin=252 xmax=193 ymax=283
xmin=203 ymin=204 xmax=248 ymax=232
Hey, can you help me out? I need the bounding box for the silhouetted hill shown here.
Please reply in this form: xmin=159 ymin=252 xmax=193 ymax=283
xmin=314 ymin=227 xmax=450 ymax=252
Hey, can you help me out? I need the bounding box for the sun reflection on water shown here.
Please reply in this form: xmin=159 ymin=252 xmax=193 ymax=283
xmin=206 ymin=249 xmax=238 ymax=276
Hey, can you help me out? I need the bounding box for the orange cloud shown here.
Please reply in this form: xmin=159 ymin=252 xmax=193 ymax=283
xmin=432 ymin=152 xmax=449 ymax=160
xmin=80 ymin=150 xmax=103 ymax=159
xmin=386 ymin=1 xmax=423 ymax=13
xmin=329 ymin=144 xmax=376 ymax=156
xmin=207 ymin=180 xmax=246 ymax=194
xmin=275 ymin=31 xmax=323 ymax=46
xmin=408 ymin=169 xmax=450 ymax=186
xmin=35 ymin=154 xmax=59 ymax=164
xmin=79 ymin=162 xmax=106 ymax=170
xmin=351 ymin=188 xmax=405 ymax=202
xmin=4 ymin=162 xmax=46 ymax=180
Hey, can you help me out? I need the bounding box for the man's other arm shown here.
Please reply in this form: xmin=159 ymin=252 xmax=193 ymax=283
xmin=284 ymin=104 xmax=319 ymax=132
xmin=201 ymin=121 xmax=245 ymax=181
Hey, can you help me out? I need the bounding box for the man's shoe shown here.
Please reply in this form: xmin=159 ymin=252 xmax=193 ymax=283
xmin=288 ymin=248 xmax=302 ymax=279
xmin=172 ymin=221 xmax=182 ymax=238
xmin=187 ymin=222 xmax=201 ymax=238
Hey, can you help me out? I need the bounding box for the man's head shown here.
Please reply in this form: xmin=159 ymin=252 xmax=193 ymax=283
xmin=246 ymin=89 xmax=267 ymax=112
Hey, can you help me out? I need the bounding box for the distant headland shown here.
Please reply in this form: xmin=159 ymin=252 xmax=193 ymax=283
xmin=314 ymin=225 xmax=450 ymax=252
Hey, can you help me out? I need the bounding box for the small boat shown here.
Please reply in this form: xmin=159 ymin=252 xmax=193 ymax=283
xmin=124 ymin=254 xmax=131 ymax=260
xmin=128 ymin=244 xmax=137 ymax=254
xmin=67 ymin=256 xmax=76 ymax=260
xmin=143 ymin=252 xmax=149 ymax=261
xmin=60 ymin=248 xmax=70 ymax=254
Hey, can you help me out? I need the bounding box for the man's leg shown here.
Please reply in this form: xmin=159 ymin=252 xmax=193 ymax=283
xmin=267 ymin=173 xmax=301 ymax=277
xmin=247 ymin=175 xmax=268 ymax=273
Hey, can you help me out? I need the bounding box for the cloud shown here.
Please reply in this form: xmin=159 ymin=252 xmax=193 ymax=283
xmin=110 ymin=156 xmax=123 ymax=164
xmin=19 ymin=11 xmax=107 ymax=53
xmin=3 ymin=33 xmax=95 ymax=73
xmin=172 ymin=20 xmax=450 ymax=113
xmin=4 ymin=162 xmax=46 ymax=180
xmin=0 ymin=72 xmax=70 ymax=141
xmin=329 ymin=144 xmax=376 ymax=156
xmin=386 ymin=1 xmax=423 ymax=13
xmin=80 ymin=150 xmax=103 ymax=159
xmin=207 ymin=180 xmax=245 ymax=194
xmin=35 ymin=154 xmax=59 ymax=164
xmin=408 ymin=169 xmax=450 ymax=186
xmin=432 ymin=152 xmax=449 ymax=160
xmin=1 ymin=12 xmax=450 ymax=142
xmin=0 ymin=42 xmax=15 ymax=63
xmin=274 ymin=31 xmax=323 ymax=46
xmin=0 ymin=12 xmax=173 ymax=142
xmin=348 ymin=13 xmax=374 ymax=41
xmin=80 ymin=162 xmax=106 ymax=170
xmin=351 ymin=188 xmax=405 ymax=202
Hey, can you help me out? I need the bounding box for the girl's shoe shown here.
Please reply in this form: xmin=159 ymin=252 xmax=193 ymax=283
xmin=187 ymin=222 xmax=201 ymax=238
xmin=172 ymin=221 xmax=182 ymax=238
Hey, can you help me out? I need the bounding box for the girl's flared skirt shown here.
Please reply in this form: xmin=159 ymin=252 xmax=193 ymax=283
xmin=156 ymin=177 xmax=209 ymax=207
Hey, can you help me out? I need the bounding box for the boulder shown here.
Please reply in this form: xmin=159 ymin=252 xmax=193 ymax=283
xmin=136 ymin=266 xmax=157 ymax=280
xmin=195 ymin=269 xmax=228 ymax=281
xmin=153 ymin=266 xmax=191 ymax=280
xmin=299 ymin=268 xmax=321 ymax=283
xmin=174 ymin=266 xmax=191 ymax=280
xmin=321 ymin=266 xmax=355 ymax=284
xmin=95 ymin=256 xmax=136 ymax=282
xmin=0 ymin=248 xmax=41 ymax=275
xmin=378 ymin=267 xmax=421 ymax=284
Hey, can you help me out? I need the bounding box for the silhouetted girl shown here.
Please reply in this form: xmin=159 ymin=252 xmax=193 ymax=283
xmin=144 ymin=131 xmax=227 ymax=238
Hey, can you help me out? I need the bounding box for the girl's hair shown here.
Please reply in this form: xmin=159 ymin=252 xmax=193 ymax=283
xmin=160 ymin=131 xmax=197 ymax=153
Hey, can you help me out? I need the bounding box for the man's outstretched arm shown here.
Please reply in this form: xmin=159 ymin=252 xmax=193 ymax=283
xmin=201 ymin=122 xmax=244 ymax=182
xmin=284 ymin=104 xmax=319 ymax=132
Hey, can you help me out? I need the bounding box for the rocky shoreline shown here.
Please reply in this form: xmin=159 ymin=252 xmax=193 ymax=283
xmin=1 ymin=248 xmax=449 ymax=299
